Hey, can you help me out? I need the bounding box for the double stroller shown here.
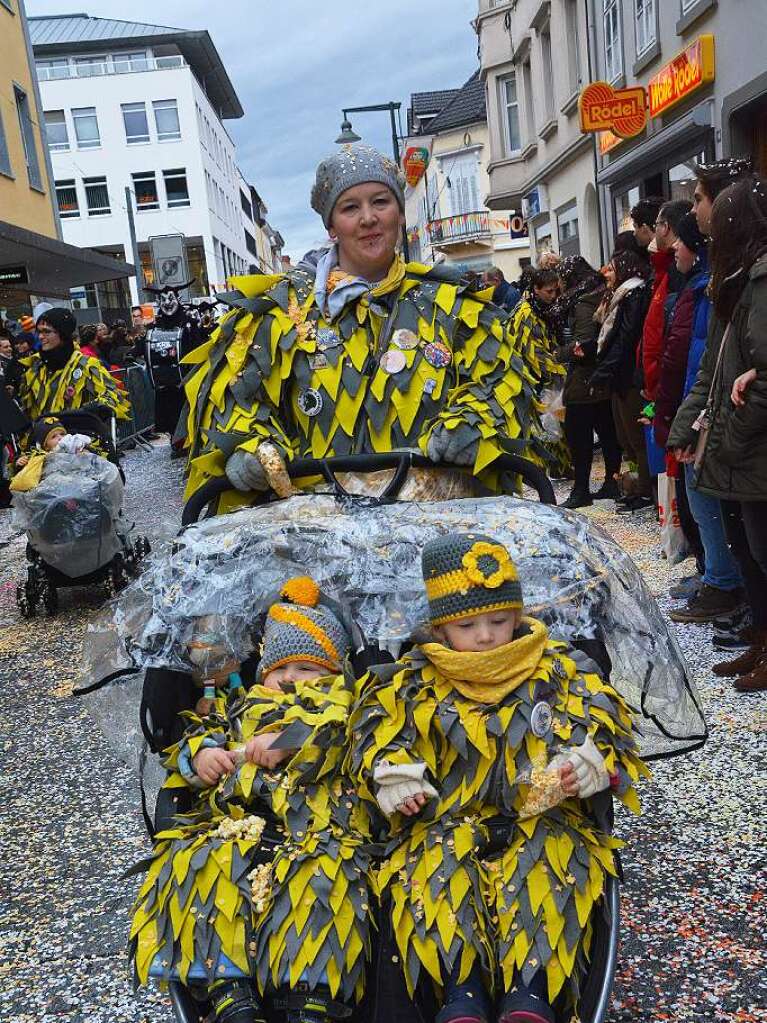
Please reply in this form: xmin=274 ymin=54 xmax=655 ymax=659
xmin=12 ymin=405 xmax=150 ymax=617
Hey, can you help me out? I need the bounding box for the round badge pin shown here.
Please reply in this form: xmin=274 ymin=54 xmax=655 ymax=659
xmin=298 ymin=388 xmax=323 ymax=417
xmin=380 ymin=348 xmax=407 ymax=375
xmin=422 ymin=341 xmax=453 ymax=369
xmin=392 ymin=328 xmax=420 ymax=351
xmin=530 ymin=701 xmax=553 ymax=738
xmin=72 ymin=368 xmax=83 ymax=380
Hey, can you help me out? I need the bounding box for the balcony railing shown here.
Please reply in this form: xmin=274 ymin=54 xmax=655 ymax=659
xmin=36 ymin=54 xmax=186 ymax=82
xmin=427 ymin=211 xmax=492 ymax=245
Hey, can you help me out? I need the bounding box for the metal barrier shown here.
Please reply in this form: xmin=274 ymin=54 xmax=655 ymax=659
xmin=113 ymin=365 xmax=156 ymax=449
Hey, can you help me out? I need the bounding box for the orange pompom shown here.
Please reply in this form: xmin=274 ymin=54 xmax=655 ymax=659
xmin=280 ymin=576 xmax=320 ymax=607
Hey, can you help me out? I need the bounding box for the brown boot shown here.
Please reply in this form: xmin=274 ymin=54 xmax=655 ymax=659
xmin=733 ymin=654 xmax=767 ymax=693
xmin=712 ymin=632 xmax=767 ymax=677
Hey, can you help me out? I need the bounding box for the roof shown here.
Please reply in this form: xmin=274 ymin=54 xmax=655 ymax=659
xmin=29 ymin=14 xmax=243 ymax=119
xmin=407 ymin=88 xmax=460 ymax=134
xmin=425 ymin=70 xmax=486 ymax=134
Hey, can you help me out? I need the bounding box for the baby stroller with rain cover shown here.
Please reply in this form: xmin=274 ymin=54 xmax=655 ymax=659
xmin=79 ymin=452 xmax=706 ymax=1023
xmin=13 ymin=405 xmax=150 ymax=617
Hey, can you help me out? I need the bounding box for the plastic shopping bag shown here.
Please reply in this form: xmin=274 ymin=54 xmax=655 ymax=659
xmin=657 ymin=472 xmax=690 ymax=566
xmin=517 ymin=750 xmax=571 ymax=820
xmin=539 ymin=387 xmax=565 ymax=442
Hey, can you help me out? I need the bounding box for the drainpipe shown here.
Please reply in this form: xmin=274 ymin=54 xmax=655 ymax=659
xmin=584 ymin=0 xmax=605 ymax=265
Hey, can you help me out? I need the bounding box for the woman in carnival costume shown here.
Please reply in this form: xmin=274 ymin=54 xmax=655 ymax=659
xmin=349 ymin=533 xmax=648 ymax=1023
xmin=130 ymin=578 xmax=374 ymax=1023
xmin=17 ymin=307 xmax=130 ymax=423
xmin=181 ymin=144 xmax=550 ymax=512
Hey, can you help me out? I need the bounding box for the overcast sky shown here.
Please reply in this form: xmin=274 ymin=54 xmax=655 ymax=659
xmin=26 ymin=0 xmax=479 ymax=261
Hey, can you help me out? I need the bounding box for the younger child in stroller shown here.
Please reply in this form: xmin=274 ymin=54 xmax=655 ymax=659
xmin=11 ymin=407 xmax=149 ymax=616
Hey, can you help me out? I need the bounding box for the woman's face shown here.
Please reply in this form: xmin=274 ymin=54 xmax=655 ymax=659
xmin=95 ymin=322 xmax=109 ymax=341
xmin=36 ymin=321 xmax=62 ymax=351
xmin=0 ymin=337 xmax=12 ymax=358
xmin=604 ymin=263 xmax=617 ymax=288
xmin=329 ymin=183 xmax=403 ymax=279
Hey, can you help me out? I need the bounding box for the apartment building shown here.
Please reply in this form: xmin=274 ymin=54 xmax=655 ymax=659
xmin=29 ymin=13 xmax=262 ymax=310
xmin=588 ymin=0 xmax=767 ymax=247
xmin=405 ymin=71 xmax=531 ymax=280
xmin=238 ymin=174 xmax=285 ymax=275
xmin=0 ymin=0 xmax=129 ymax=318
xmin=476 ymin=0 xmax=601 ymax=266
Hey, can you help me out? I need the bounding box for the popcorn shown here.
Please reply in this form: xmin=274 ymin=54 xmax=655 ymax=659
xmin=247 ymin=862 xmax=272 ymax=913
xmin=212 ymin=815 xmax=267 ymax=843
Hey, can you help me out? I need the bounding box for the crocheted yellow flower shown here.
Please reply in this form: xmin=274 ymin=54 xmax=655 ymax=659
xmin=281 ymin=576 xmax=320 ymax=607
xmin=462 ymin=542 xmax=515 ymax=589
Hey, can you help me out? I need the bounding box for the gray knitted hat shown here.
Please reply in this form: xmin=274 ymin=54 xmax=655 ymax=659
xmin=258 ymin=577 xmax=350 ymax=679
xmin=422 ymin=532 xmax=523 ymax=626
xmin=310 ymin=144 xmax=406 ymax=228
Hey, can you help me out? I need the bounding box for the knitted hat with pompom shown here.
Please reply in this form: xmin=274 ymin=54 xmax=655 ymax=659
xmin=258 ymin=576 xmax=351 ymax=679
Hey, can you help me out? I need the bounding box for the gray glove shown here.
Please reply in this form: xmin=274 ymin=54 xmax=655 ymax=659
xmin=225 ymin=449 xmax=269 ymax=492
xmin=425 ymin=423 xmax=478 ymax=466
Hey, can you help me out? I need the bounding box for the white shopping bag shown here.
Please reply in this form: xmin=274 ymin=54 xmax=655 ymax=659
xmin=657 ymin=472 xmax=690 ymax=565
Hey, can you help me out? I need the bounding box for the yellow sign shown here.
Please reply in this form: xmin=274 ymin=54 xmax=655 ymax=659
xmin=648 ymin=35 xmax=715 ymax=119
xmin=579 ymin=81 xmax=647 ymax=138
xmin=598 ymin=130 xmax=624 ymax=155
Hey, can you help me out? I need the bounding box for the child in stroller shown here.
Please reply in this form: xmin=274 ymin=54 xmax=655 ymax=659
xmin=11 ymin=406 xmax=149 ymax=616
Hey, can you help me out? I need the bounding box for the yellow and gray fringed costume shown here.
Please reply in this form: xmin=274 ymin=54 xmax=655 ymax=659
xmin=130 ymin=672 xmax=375 ymax=1004
xmin=181 ymin=257 xmax=550 ymax=510
xmin=18 ymin=347 xmax=130 ymax=422
xmin=348 ymin=625 xmax=648 ymax=1007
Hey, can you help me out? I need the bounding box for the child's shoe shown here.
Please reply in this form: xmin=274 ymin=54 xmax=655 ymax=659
xmin=209 ymin=980 xmax=267 ymax=1023
xmin=436 ymin=963 xmax=490 ymax=1023
xmin=285 ymin=984 xmax=353 ymax=1022
xmin=497 ymin=988 xmax=556 ymax=1023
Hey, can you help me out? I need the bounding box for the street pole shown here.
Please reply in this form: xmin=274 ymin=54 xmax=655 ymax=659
xmin=125 ymin=186 xmax=143 ymax=305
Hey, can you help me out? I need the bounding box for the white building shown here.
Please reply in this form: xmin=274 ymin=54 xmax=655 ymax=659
xmin=29 ymin=13 xmax=277 ymax=312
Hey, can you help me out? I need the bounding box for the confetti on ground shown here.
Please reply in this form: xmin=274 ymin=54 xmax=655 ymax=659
xmin=0 ymin=448 xmax=764 ymax=1022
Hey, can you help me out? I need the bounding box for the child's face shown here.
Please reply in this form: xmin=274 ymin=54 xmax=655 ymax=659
xmin=261 ymin=660 xmax=328 ymax=690
xmin=44 ymin=428 xmax=67 ymax=452
xmin=435 ymin=609 xmax=521 ymax=652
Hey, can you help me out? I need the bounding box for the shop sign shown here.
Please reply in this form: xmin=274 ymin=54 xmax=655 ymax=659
xmin=598 ymin=130 xmax=624 ymax=155
xmin=648 ymin=35 xmax=715 ymax=119
xmin=0 ymin=264 xmax=29 ymax=286
xmin=402 ymin=145 xmax=431 ymax=188
xmin=579 ymin=81 xmax=647 ymax=138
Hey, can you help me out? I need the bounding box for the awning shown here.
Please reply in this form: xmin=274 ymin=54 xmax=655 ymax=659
xmin=0 ymin=221 xmax=134 ymax=298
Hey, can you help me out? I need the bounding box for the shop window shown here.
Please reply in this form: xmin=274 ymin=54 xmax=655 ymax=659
xmin=186 ymin=244 xmax=209 ymax=296
xmin=557 ymin=203 xmax=580 ymax=258
xmin=603 ymin=0 xmax=623 ymax=83
xmin=634 ymin=0 xmax=656 ymax=57
xmin=55 ymin=179 xmax=79 ymax=218
xmin=14 ymin=85 xmax=42 ymax=191
xmin=0 ymin=110 xmax=12 ymax=177
xmin=614 ymin=185 xmax=640 ymax=233
xmin=163 ymin=167 xmax=190 ymax=208
xmin=534 ymin=219 xmax=553 ymax=260
xmin=122 ymin=103 xmax=149 ymax=144
xmin=669 ymin=153 xmax=705 ymax=202
xmin=75 ymin=55 xmax=107 ymax=77
xmin=132 ymin=171 xmax=160 ymax=211
xmin=140 ymin=249 xmax=155 ymax=288
xmin=36 ymin=58 xmax=69 ymax=81
xmin=84 ymin=176 xmax=110 ymax=216
xmin=113 ymin=51 xmax=149 ymax=73
xmin=72 ymin=107 xmax=100 ymax=149
xmin=44 ymin=110 xmax=69 ymax=152
xmin=565 ymin=0 xmax=583 ymax=96
xmin=153 ymin=99 xmax=181 ymax=142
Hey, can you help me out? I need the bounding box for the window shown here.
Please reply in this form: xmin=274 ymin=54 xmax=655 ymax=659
xmin=565 ymin=0 xmax=583 ymax=95
xmin=75 ymin=55 xmax=107 ymax=77
xmin=153 ymin=99 xmax=181 ymax=141
xmin=1 ymin=0 xmax=14 ymax=11
xmin=84 ymin=176 xmax=110 ymax=216
xmin=245 ymin=229 xmax=257 ymax=257
xmin=132 ymin=171 xmax=159 ymax=210
xmin=614 ymin=185 xmax=640 ymax=232
xmin=522 ymin=59 xmax=535 ymax=143
xmin=603 ymin=0 xmax=623 ymax=82
xmin=447 ymin=153 xmax=480 ymax=216
xmin=36 ymin=58 xmax=69 ymax=81
xmin=121 ymin=102 xmax=149 ymax=144
xmin=72 ymin=107 xmax=100 ymax=149
xmin=557 ymin=203 xmax=580 ymax=257
xmin=14 ymin=86 xmax=42 ymax=190
xmin=113 ymin=50 xmax=149 ymax=73
xmin=163 ymin=167 xmax=190 ymax=208
xmin=681 ymin=0 xmax=699 ymax=9
xmin=499 ymin=75 xmax=521 ymax=155
xmin=155 ymin=54 xmax=183 ymax=69
xmin=540 ymin=27 xmax=554 ymax=121
xmin=0 ymin=110 xmax=13 ymax=177
xmin=55 ymin=179 xmax=79 ymax=218
xmin=240 ymin=190 xmax=253 ymax=221
xmin=44 ymin=110 xmax=69 ymax=151
xmin=635 ymin=0 xmax=655 ymax=57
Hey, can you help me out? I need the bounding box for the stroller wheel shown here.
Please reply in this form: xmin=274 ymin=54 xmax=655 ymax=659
xmin=41 ymin=581 xmax=58 ymax=616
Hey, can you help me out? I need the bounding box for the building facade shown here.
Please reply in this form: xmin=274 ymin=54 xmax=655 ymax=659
xmin=476 ymin=0 xmax=602 ymax=267
xmin=406 ymin=72 xmax=531 ymax=280
xmin=588 ymin=0 xmax=767 ymax=248
xmin=29 ymin=13 xmax=271 ymax=312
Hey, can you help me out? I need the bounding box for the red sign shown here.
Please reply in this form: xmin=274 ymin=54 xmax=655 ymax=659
xmin=648 ymin=35 xmax=715 ymax=118
xmin=402 ymin=146 xmax=430 ymax=188
xmin=579 ymin=81 xmax=647 ymax=139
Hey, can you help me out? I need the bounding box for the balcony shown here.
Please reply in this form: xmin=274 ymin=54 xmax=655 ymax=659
xmin=36 ymin=54 xmax=186 ymax=82
xmin=426 ymin=211 xmax=492 ymax=248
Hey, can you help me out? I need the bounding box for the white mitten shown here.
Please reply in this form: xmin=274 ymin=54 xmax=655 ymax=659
xmin=564 ymin=736 xmax=610 ymax=799
xmin=225 ymin=449 xmax=269 ymax=492
xmin=373 ymin=761 xmax=439 ymax=817
xmin=57 ymin=432 xmax=92 ymax=454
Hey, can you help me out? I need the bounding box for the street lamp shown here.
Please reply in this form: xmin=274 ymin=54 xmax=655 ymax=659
xmin=335 ymin=102 xmax=409 ymax=261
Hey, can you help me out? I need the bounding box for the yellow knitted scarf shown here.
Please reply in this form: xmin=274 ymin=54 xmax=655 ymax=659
xmin=420 ymin=616 xmax=550 ymax=704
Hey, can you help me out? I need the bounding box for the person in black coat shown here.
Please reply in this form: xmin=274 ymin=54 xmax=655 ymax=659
xmin=589 ymin=250 xmax=653 ymax=509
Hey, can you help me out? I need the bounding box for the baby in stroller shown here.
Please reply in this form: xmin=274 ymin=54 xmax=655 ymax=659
xmin=12 ymin=409 xmax=149 ymax=615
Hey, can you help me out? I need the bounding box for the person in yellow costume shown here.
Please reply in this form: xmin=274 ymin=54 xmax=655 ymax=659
xmin=130 ymin=578 xmax=374 ymax=1023
xmin=349 ymin=532 xmax=648 ymax=1023
xmin=182 ymin=144 xmax=546 ymax=511
xmin=17 ymin=308 xmax=130 ymax=423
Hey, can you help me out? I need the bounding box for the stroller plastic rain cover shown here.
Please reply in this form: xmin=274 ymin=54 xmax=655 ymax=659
xmin=13 ymin=451 xmax=124 ymax=578
xmin=81 ymin=493 xmax=706 ymax=762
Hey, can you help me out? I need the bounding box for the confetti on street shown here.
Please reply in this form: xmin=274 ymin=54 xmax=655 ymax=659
xmin=0 ymin=446 xmax=765 ymax=1022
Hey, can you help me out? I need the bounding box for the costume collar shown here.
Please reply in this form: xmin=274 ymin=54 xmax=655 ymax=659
xmin=313 ymin=244 xmax=406 ymax=321
xmin=420 ymin=616 xmax=550 ymax=704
